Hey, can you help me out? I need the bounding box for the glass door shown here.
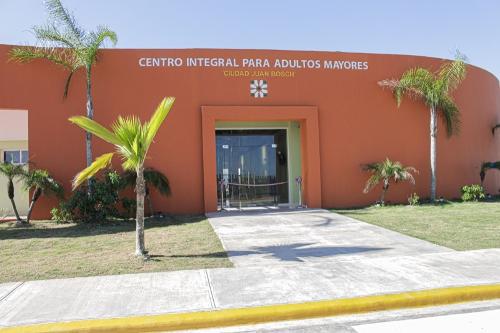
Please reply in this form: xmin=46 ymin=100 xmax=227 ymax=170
xmin=216 ymin=129 xmax=288 ymax=209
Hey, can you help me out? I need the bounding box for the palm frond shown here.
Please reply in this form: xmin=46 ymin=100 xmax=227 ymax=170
xmin=0 ymin=162 xmax=26 ymax=180
xmin=121 ymin=168 xmax=171 ymax=196
xmin=9 ymin=46 xmax=76 ymax=69
xmin=111 ymin=116 xmax=146 ymax=170
xmin=144 ymin=97 xmax=175 ymax=151
xmin=438 ymin=96 xmax=461 ymax=136
xmin=144 ymin=168 xmax=171 ymax=195
xmin=63 ymin=70 xmax=75 ymax=98
xmin=70 ymin=98 xmax=175 ymax=179
xmin=73 ymin=153 xmax=114 ymax=189
xmin=45 ymin=0 xmax=84 ymax=42
xmin=363 ymin=174 xmax=381 ymax=193
xmin=437 ymin=54 xmax=467 ymax=94
xmin=32 ymin=24 xmax=78 ymax=49
xmin=23 ymin=169 xmax=64 ymax=198
xmin=379 ymin=68 xmax=434 ymax=107
xmin=362 ymin=162 xmax=382 ymax=193
xmin=399 ymin=68 xmax=435 ymax=106
xmin=69 ymin=116 xmax=122 ymax=146
xmin=362 ymin=158 xmax=417 ymax=194
xmin=361 ymin=162 xmax=381 ymax=172
xmin=85 ymin=26 xmax=118 ymax=63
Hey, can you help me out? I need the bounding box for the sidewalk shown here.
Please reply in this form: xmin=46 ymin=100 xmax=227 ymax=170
xmin=0 ymin=248 xmax=499 ymax=328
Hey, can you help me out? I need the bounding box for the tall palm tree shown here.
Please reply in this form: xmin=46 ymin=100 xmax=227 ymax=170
xmin=23 ymin=169 xmax=64 ymax=224
xmin=69 ymin=97 xmax=175 ymax=257
xmin=378 ymin=55 xmax=467 ymax=202
xmin=363 ymin=158 xmax=417 ymax=205
xmin=0 ymin=163 xmax=26 ymax=224
xmin=9 ymin=0 xmax=117 ymax=172
xmin=121 ymin=168 xmax=171 ymax=217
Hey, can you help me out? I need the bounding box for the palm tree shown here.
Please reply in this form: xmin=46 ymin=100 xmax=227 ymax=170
xmin=9 ymin=0 xmax=117 ymax=172
xmin=492 ymin=124 xmax=500 ymax=135
xmin=23 ymin=169 xmax=64 ymax=224
xmin=0 ymin=163 xmax=26 ymax=224
xmin=480 ymin=161 xmax=500 ymax=185
xmin=363 ymin=158 xmax=417 ymax=205
xmin=121 ymin=168 xmax=171 ymax=217
xmin=69 ymin=97 xmax=175 ymax=257
xmin=378 ymin=55 xmax=466 ymax=202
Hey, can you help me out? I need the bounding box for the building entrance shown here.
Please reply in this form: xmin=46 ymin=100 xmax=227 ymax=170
xmin=216 ymin=129 xmax=289 ymax=209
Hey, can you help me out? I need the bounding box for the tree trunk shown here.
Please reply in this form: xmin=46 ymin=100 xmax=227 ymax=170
xmin=26 ymin=187 xmax=41 ymax=224
xmin=10 ymin=198 xmax=23 ymax=224
xmin=380 ymin=180 xmax=389 ymax=205
xmin=8 ymin=179 xmax=23 ymax=224
xmin=135 ymin=165 xmax=147 ymax=257
xmin=85 ymin=66 xmax=94 ymax=192
xmin=430 ymin=106 xmax=438 ymax=202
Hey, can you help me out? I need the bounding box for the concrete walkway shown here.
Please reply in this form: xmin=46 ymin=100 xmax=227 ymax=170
xmin=207 ymin=209 xmax=449 ymax=266
xmin=0 ymin=249 xmax=499 ymax=328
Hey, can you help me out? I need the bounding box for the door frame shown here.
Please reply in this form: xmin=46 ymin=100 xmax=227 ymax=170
xmin=202 ymin=106 xmax=322 ymax=212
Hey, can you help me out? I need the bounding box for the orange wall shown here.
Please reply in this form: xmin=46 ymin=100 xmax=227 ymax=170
xmin=0 ymin=45 xmax=498 ymax=218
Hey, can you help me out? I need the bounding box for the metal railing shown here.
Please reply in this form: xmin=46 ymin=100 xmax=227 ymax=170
xmin=219 ymin=180 xmax=288 ymax=210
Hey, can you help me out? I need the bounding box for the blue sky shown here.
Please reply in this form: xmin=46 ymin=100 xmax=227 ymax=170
xmin=1 ymin=0 xmax=499 ymax=78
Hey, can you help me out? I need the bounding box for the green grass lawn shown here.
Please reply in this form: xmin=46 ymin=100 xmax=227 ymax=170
xmin=334 ymin=200 xmax=500 ymax=251
xmin=0 ymin=215 xmax=232 ymax=283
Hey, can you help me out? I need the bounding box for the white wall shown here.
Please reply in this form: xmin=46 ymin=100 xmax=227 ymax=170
xmin=0 ymin=110 xmax=29 ymax=217
xmin=0 ymin=110 xmax=28 ymax=141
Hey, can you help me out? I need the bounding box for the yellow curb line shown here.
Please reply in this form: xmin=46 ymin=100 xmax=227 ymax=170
xmin=1 ymin=283 xmax=500 ymax=333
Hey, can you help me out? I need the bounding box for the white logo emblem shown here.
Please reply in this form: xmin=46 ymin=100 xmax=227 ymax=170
xmin=250 ymin=80 xmax=268 ymax=98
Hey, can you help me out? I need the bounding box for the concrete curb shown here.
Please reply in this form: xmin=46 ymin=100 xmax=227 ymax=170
xmin=1 ymin=284 xmax=499 ymax=332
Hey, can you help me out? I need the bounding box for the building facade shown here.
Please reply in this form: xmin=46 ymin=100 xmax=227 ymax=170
xmin=0 ymin=45 xmax=499 ymax=218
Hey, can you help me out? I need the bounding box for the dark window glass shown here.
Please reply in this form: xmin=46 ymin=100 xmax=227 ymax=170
xmin=21 ymin=150 xmax=29 ymax=164
xmin=4 ymin=151 xmax=20 ymax=164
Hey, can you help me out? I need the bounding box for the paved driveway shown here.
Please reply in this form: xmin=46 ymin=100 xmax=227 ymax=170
xmin=207 ymin=209 xmax=450 ymax=266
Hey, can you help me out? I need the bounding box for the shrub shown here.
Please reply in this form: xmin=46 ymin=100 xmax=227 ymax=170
xmin=461 ymin=184 xmax=485 ymax=202
xmin=408 ymin=192 xmax=420 ymax=206
xmin=50 ymin=207 xmax=72 ymax=223
xmin=121 ymin=197 xmax=137 ymax=218
xmin=54 ymin=170 xmax=123 ymax=223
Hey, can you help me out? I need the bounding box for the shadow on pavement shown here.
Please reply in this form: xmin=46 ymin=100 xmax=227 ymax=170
xmin=165 ymin=243 xmax=389 ymax=262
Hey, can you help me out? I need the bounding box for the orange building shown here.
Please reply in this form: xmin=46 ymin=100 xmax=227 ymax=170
xmin=0 ymin=45 xmax=499 ymax=218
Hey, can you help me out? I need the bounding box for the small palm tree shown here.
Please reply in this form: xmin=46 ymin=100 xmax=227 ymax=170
xmin=69 ymin=97 xmax=175 ymax=257
xmin=23 ymin=169 xmax=64 ymax=224
xmin=121 ymin=168 xmax=171 ymax=217
xmin=0 ymin=163 xmax=26 ymax=224
xmin=363 ymin=158 xmax=417 ymax=205
xmin=379 ymin=54 xmax=466 ymax=202
xmin=9 ymin=0 xmax=117 ymax=171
